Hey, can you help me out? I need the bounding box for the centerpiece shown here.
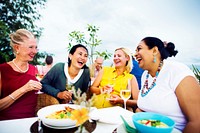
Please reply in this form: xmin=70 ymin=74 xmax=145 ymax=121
xmin=37 ymin=87 xmax=96 ymax=132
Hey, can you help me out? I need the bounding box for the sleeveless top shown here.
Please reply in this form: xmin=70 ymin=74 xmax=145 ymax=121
xmin=0 ymin=63 xmax=38 ymax=120
xmin=92 ymin=66 xmax=133 ymax=108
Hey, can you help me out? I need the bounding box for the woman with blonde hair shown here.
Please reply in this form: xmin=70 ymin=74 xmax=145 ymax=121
xmin=90 ymin=47 xmax=139 ymax=110
xmin=0 ymin=29 xmax=42 ymax=120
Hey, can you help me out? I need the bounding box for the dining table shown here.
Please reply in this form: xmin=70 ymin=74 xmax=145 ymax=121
xmin=0 ymin=106 xmax=134 ymax=133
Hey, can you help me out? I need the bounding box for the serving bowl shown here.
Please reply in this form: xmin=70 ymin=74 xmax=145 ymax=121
xmin=132 ymin=112 xmax=175 ymax=133
xmin=37 ymin=104 xmax=83 ymax=127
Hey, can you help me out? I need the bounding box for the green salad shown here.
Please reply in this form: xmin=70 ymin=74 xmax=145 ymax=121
xmin=138 ymin=119 xmax=168 ymax=128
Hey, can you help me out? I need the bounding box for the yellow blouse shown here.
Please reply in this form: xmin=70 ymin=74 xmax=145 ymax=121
xmin=92 ymin=66 xmax=133 ymax=108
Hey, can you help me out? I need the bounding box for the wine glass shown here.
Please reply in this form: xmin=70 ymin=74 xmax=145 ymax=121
xmin=66 ymin=84 xmax=73 ymax=92
xmin=120 ymin=79 xmax=131 ymax=109
xmin=105 ymin=78 xmax=116 ymax=98
xmin=107 ymin=79 xmax=115 ymax=93
xmin=35 ymin=74 xmax=43 ymax=94
xmin=66 ymin=84 xmax=74 ymax=103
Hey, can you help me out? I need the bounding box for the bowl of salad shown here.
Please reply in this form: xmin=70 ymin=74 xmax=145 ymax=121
xmin=132 ymin=112 xmax=175 ymax=133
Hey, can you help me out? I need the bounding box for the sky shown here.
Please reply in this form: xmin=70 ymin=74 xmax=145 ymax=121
xmin=37 ymin=0 xmax=200 ymax=67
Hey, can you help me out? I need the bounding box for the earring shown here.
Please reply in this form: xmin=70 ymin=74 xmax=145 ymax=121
xmin=153 ymin=55 xmax=156 ymax=63
xmin=16 ymin=51 xmax=19 ymax=54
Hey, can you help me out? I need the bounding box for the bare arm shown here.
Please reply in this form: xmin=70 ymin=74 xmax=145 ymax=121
xmin=130 ymin=75 xmax=139 ymax=100
xmin=90 ymin=69 xmax=104 ymax=94
xmin=0 ymin=77 xmax=42 ymax=111
xmin=176 ymin=76 xmax=200 ymax=133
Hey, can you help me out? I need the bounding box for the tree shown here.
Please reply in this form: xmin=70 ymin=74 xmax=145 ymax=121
xmin=0 ymin=0 xmax=47 ymax=65
xmin=68 ymin=24 xmax=112 ymax=65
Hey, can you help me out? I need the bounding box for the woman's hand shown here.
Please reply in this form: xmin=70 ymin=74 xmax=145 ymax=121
xmin=109 ymin=94 xmax=123 ymax=105
xmin=57 ymin=91 xmax=72 ymax=103
xmin=22 ymin=80 xmax=42 ymax=92
xmin=101 ymin=85 xmax=113 ymax=93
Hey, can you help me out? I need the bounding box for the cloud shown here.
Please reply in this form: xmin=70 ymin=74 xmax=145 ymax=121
xmin=38 ymin=0 xmax=200 ymax=66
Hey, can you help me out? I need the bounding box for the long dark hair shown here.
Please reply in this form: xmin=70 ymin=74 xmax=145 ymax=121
xmin=142 ymin=37 xmax=178 ymax=60
xmin=68 ymin=44 xmax=88 ymax=69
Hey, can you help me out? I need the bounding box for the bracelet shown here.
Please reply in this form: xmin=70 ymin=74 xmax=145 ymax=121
xmin=9 ymin=95 xmax=16 ymax=101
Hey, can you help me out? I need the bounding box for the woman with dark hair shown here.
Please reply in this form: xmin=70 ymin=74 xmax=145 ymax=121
xmin=135 ymin=37 xmax=200 ymax=132
xmin=41 ymin=44 xmax=90 ymax=103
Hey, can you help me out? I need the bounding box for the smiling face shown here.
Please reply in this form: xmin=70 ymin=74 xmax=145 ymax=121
xmin=113 ymin=49 xmax=129 ymax=69
xmin=14 ymin=38 xmax=38 ymax=62
xmin=69 ymin=47 xmax=88 ymax=69
xmin=135 ymin=41 xmax=155 ymax=70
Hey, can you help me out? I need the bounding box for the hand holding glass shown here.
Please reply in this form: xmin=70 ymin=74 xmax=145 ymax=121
xmin=66 ymin=84 xmax=73 ymax=103
xmin=107 ymin=78 xmax=115 ymax=93
xmin=101 ymin=78 xmax=115 ymax=94
xmin=35 ymin=75 xmax=43 ymax=94
xmin=66 ymin=84 xmax=73 ymax=92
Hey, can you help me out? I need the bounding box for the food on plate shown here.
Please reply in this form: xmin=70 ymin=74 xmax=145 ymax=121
xmin=138 ymin=119 xmax=168 ymax=128
xmin=46 ymin=106 xmax=75 ymax=119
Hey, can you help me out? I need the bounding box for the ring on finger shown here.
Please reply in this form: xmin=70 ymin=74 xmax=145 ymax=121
xmin=32 ymin=85 xmax=36 ymax=88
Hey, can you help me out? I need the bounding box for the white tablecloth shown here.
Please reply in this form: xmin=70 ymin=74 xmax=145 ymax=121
xmin=0 ymin=106 xmax=134 ymax=133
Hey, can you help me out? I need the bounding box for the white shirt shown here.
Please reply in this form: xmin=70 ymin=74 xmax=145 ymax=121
xmin=137 ymin=60 xmax=195 ymax=131
xmin=64 ymin=63 xmax=83 ymax=85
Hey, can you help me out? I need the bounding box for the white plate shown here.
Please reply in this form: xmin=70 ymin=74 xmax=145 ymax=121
xmin=116 ymin=120 xmax=182 ymax=133
xmin=89 ymin=106 xmax=133 ymax=124
xmin=42 ymin=121 xmax=78 ymax=129
xmin=37 ymin=104 xmax=96 ymax=127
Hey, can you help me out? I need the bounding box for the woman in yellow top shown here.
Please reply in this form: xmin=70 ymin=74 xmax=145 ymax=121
xmin=90 ymin=47 xmax=139 ymax=110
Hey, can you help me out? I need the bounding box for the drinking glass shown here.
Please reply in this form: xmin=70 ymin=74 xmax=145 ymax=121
xmin=106 ymin=78 xmax=116 ymax=97
xmin=66 ymin=84 xmax=73 ymax=92
xmin=120 ymin=79 xmax=131 ymax=109
xmin=35 ymin=74 xmax=43 ymax=94
xmin=66 ymin=84 xmax=74 ymax=103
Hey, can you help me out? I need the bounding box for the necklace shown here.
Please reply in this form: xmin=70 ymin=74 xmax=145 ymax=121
xmin=141 ymin=61 xmax=163 ymax=97
xmin=12 ymin=59 xmax=29 ymax=73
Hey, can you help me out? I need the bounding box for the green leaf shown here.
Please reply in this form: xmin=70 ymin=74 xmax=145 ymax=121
xmin=0 ymin=0 xmax=48 ymax=64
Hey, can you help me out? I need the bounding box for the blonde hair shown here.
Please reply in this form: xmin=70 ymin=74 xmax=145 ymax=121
xmin=114 ymin=47 xmax=133 ymax=73
xmin=9 ymin=29 xmax=35 ymax=54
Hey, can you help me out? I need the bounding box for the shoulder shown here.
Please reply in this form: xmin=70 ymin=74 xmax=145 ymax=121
xmin=164 ymin=60 xmax=192 ymax=73
xmin=46 ymin=63 xmax=65 ymax=75
xmin=126 ymin=72 xmax=134 ymax=78
xmin=103 ymin=66 xmax=114 ymax=71
xmin=162 ymin=60 xmax=195 ymax=81
xmin=0 ymin=63 xmax=8 ymax=68
xmin=83 ymin=67 xmax=89 ymax=72
xmin=0 ymin=63 xmax=10 ymax=72
xmin=83 ymin=68 xmax=90 ymax=76
xmin=52 ymin=62 xmax=65 ymax=69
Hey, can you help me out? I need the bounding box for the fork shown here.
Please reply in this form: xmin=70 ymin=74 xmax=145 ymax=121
xmin=120 ymin=115 xmax=138 ymax=133
xmin=38 ymin=118 xmax=43 ymax=132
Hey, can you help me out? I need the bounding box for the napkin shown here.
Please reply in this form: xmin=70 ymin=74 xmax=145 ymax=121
xmin=89 ymin=106 xmax=134 ymax=124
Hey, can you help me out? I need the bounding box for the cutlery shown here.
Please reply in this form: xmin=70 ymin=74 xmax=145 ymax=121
xmin=120 ymin=115 xmax=138 ymax=133
xmin=38 ymin=118 xmax=43 ymax=132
